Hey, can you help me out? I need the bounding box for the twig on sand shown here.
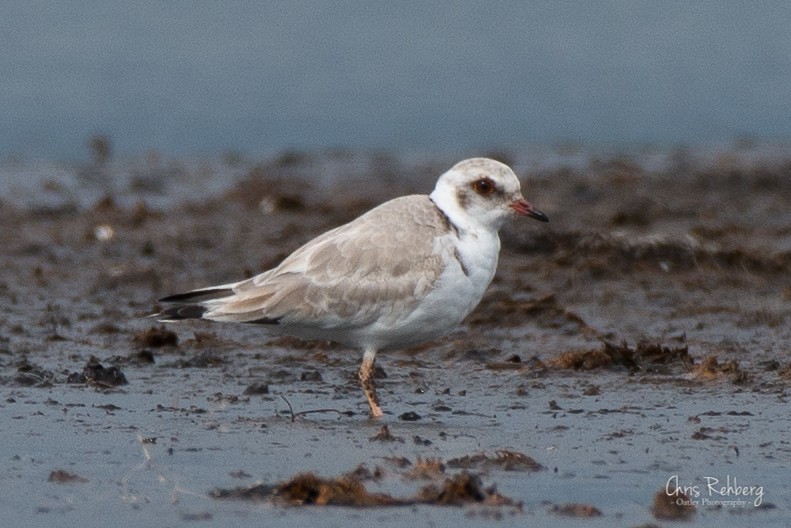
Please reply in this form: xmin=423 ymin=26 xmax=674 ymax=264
xmin=279 ymin=394 xmax=354 ymax=422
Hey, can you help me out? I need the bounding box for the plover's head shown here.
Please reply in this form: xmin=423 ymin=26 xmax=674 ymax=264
xmin=430 ymin=158 xmax=549 ymax=232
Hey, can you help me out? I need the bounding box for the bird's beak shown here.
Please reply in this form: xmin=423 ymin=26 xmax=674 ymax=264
xmin=511 ymin=198 xmax=549 ymax=222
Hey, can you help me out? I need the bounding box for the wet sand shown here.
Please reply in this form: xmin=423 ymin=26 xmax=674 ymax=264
xmin=1 ymin=146 xmax=790 ymax=526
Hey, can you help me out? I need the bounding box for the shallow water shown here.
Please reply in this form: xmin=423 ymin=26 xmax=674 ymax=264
xmin=1 ymin=148 xmax=790 ymax=526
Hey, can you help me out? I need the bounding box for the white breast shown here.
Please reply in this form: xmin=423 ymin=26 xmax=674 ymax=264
xmin=358 ymin=228 xmax=500 ymax=351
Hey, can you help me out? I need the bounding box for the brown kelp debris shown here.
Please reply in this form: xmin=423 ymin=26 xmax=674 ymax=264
xmin=693 ymin=159 xmax=791 ymax=193
xmin=652 ymin=486 xmax=696 ymax=520
xmin=211 ymin=467 xmax=520 ymax=509
xmin=404 ymin=458 xmax=446 ymax=480
xmin=345 ymin=464 xmax=384 ymax=482
xmin=777 ymin=362 xmax=791 ymax=379
xmin=299 ymin=370 xmax=323 ymax=382
xmin=67 ymin=357 xmax=128 ymax=388
xmin=275 ymin=473 xmax=401 ymax=506
xmin=162 ymin=351 xmax=227 ymax=369
xmin=382 ymin=456 xmax=412 ymax=469
xmin=692 ymin=355 xmax=749 ymax=384
xmin=609 ymin=196 xmax=656 ymax=226
xmin=242 ymin=382 xmax=269 ymax=395
xmin=417 ymin=472 xmax=517 ymax=507
xmin=223 ymin=166 xmax=309 ymax=212
xmin=590 ymin=155 xmax=646 ymax=183
xmin=133 ymin=325 xmax=178 ymax=348
xmin=548 ymin=503 xmax=603 ymax=517
xmin=127 ymin=348 xmax=155 ymax=364
xmin=485 ymin=353 xmax=526 ymax=371
xmin=553 ymin=342 xmax=753 ymax=384
xmin=469 ymin=293 xmax=594 ymax=336
xmin=690 ymin=427 xmax=729 ymax=441
xmin=211 ymin=473 xmax=399 ymax=506
xmin=553 ymin=346 xmax=628 ymax=371
xmin=552 ymin=341 xmax=691 ymax=372
xmin=266 ymin=335 xmax=341 ymax=351
xmin=48 ymin=469 xmax=88 ymax=484
xmin=13 ymin=358 xmax=55 ymax=387
xmin=180 ymin=331 xmax=225 ymax=349
xmin=369 ymin=424 xmax=403 ymax=443
xmin=209 ymin=482 xmax=276 ymax=501
xmin=446 ymin=450 xmax=544 ymax=472
xmin=510 ymin=229 xmax=791 ymax=275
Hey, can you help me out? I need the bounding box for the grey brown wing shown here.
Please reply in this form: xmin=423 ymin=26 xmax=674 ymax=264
xmin=202 ymin=201 xmax=450 ymax=328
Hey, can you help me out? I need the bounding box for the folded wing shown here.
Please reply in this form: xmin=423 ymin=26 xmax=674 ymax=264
xmin=160 ymin=196 xmax=454 ymax=331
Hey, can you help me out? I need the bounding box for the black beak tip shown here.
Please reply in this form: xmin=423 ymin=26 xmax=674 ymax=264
xmin=531 ymin=210 xmax=550 ymax=223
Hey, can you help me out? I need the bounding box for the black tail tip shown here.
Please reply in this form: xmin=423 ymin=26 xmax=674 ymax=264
xmin=157 ymin=304 xmax=207 ymax=321
xmin=158 ymin=287 xmax=233 ymax=304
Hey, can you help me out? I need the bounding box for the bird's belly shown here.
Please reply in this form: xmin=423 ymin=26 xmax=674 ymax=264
xmin=362 ymin=260 xmax=492 ymax=350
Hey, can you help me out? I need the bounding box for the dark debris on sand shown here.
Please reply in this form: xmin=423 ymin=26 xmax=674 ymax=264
xmin=210 ymin=456 xmax=527 ymax=510
xmin=212 ymin=471 xmax=517 ymax=509
xmin=652 ymin=486 xmax=696 ymax=520
xmin=369 ymin=424 xmax=404 ymax=443
xmin=66 ymin=357 xmax=128 ymax=388
xmin=161 ymin=351 xmax=228 ymax=369
xmin=446 ymin=450 xmax=545 ymax=472
xmin=547 ymin=502 xmax=603 ymax=517
xmin=48 ymin=469 xmax=89 ymax=484
xmin=133 ymin=325 xmax=179 ymax=348
xmin=552 ymin=341 xmax=692 ymax=373
xmin=548 ymin=341 xmax=758 ymax=387
xmin=693 ymin=355 xmax=750 ymax=384
xmin=13 ymin=358 xmax=56 ymax=387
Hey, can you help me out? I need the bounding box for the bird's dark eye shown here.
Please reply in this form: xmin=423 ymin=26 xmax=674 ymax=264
xmin=471 ymin=177 xmax=496 ymax=195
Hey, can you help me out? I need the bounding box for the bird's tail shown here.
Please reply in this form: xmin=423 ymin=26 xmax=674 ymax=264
xmin=154 ymin=287 xmax=235 ymax=322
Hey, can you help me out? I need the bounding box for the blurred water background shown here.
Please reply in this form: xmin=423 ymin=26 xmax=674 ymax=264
xmin=2 ymin=1 xmax=791 ymax=163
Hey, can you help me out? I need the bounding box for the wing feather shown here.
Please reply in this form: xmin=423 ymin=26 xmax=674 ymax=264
xmin=203 ymin=195 xmax=455 ymax=329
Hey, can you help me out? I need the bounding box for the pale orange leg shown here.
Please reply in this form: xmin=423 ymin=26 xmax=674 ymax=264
xmin=359 ymin=348 xmax=383 ymax=418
